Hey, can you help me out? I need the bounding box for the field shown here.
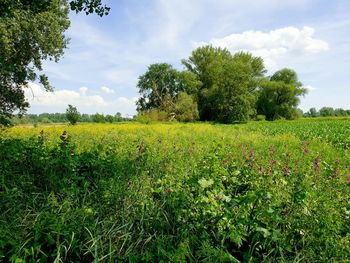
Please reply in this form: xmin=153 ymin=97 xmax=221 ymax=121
xmin=1 ymin=119 xmax=350 ymax=262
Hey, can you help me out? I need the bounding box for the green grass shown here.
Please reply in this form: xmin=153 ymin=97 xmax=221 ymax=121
xmin=1 ymin=120 xmax=349 ymax=262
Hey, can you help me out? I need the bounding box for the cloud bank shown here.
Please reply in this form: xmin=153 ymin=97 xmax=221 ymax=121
xmin=24 ymin=83 xmax=137 ymax=116
xmin=195 ymin=26 xmax=329 ymax=69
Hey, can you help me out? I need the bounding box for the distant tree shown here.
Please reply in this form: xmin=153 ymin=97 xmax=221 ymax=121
xmin=319 ymin=107 xmax=335 ymax=117
xmin=0 ymin=0 xmax=109 ymax=125
xmin=92 ymin=113 xmax=105 ymax=123
xmin=80 ymin=114 xmax=92 ymax=122
xmin=115 ymin=112 xmax=122 ymax=122
xmin=334 ymin=108 xmax=347 ymax=117
xmin=66 ymin=105 xmax=80 ymax=125
xmin=309 ymin=107 xmax=318 ymax=117
xmin=105 ymin=114 xmax=114 ymax=123
xmin=257 ymin=69 xmax=307 ymax=120
xmin=40 ymin=117 xmax=51 ymax=124
xmin=296 ymin=108 xmax=304 ymax=118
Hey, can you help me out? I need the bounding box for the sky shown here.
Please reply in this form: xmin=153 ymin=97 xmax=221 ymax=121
xmin=25 ymin=0 xmax=350 ymax=116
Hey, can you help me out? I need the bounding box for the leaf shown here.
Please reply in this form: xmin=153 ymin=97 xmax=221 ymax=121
xmin=256 ymin=227 xmax=270 ymax=238
xmin=198 ymin=178 xmax=214 ymax=189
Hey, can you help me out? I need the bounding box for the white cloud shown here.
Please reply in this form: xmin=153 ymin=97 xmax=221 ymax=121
xmin=304 ymin=85 xmax=317 ymax=91
xmin=24 ymin=83 xmax=106 ymax=107
xmin=24 ymin=83 xmax=137 ymax=115
xmin=100 ymin=86 xmax=115 ymax=94
xmin=195 ymin=26 xmax=329 ymax=69
xmin=79 ymin=86 xmax=89 ymax=95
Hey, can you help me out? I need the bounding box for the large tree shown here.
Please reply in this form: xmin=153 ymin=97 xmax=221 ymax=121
xmin=183 ymin=46 xmax=266 ymax=122
xmin=136 ymin=63 xmax=201 ymax=112
xmin=0 ymin=0 xmax=109 ymax=125
xmin=257 ymin=68 xmax=307 ymax=120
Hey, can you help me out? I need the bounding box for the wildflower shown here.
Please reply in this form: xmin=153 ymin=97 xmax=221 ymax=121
xmin=214 ymin=195 xmax=222 ymax=201
xmin=313 ymin=156 xmax=321 ymax=174
xmin=269 ymin=159 xmax=277 ymax=166
xmin=294 ymin=161 xmax=300 ymax=172
xmin=248 ymin=149 xmax=255 ymax=161
xmin=269 ymin=146 xmax=276 ymax=156
xmin=346 ymin=174 xmax=350 ymax=184
xmin=266 ymin=167 xmax=271 ymax=176
xmin=284 ymin=151 xmax=290 ymax=158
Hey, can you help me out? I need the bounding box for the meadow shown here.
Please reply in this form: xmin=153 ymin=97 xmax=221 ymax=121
xmin=1 ymin=119 xmax=350 ymax=262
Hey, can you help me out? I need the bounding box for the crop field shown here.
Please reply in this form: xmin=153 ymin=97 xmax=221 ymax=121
xmin=1 ymin=119 xmax=350 ymax=262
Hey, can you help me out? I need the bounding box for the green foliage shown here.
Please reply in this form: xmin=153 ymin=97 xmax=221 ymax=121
xmin=174 ymin=92 xmax=199 ymax=122
xmin=136 ymin=63 xmax=200 ymax=113
xmin=182 ymin=46 xmax=266 ymax=123
xmin=105 ymin=114 xmax=114 ymax=123
xmin=66 ymin=104 xmax=80 ymax=125
xmin=136 ymin=110 xmax=168 ymax=123
xmin=1 ymin=120 xmax=349 ymax=261
xmin=257 ymin=69 xmax=307 ymax=120
xmin=308 ymin=107 xmax=318 ymax=117
xmin=137 ymin=48 xmax=309 ymax=124
xmin=319 ymin=107 xmax=335 ymax=117
xmin=0 ymin=0 xmax=70 ymax=125
xmin=244 ymin=117 xmax=350 ymax=149
xmin=92 ymin=113 xmax=105 ymax=123
xmin=69 ymin=0 xmax=110 ymax=16
xmin=256 ymin=115 xmax=266 ymax=121
xmin=0 ymin=0 xmax=109 ymax=125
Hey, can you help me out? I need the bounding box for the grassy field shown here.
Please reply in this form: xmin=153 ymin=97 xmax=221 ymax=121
xmin=1 ymin=119 xmax=350 ymax=262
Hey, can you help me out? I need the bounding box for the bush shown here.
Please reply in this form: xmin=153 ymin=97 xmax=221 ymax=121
xmin=136 ymin=110 xmax=168 ymax=123
xmin=256 ymin=115 xmax=266 ymax=121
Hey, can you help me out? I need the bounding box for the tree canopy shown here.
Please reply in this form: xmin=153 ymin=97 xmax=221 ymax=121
xmin=137 ymin=46 xmax=306 ymax=123
xmin=66 ymin=104 xmax=80 ymax=125
xmin=257 ymin=69 xmax=307 ymax=120
xmin=136 ymin=63 xmax=200 ymax=122
xmin=0 ymin=0 xmax=109 ymax=125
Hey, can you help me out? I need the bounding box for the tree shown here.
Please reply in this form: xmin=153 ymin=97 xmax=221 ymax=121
xmin=105 ymin=114 xmax=114 ymax=123
xmin=319 ymin=107 xmax=334 ymax=117
xmin=0 ymin=0 xmax=109 ymax=125
xmin=309 ymin=107 xmax=318 ymax=117
xmin=174 ymin=92 xmax=199 ymax=122
xmin=66 ymin=104 xmax=80 ymax=125
xmin=92 ymin=113 xmax=105 ymax=123
xmin=182 ymin=46 xmax=266 ymax=122
xmin=69 ymin=0 xmax=110 ymax=16
xmin=334 ymin=108 xmax=347 ymax=117
xmin=257 ymin=69 xmax=307 ymax=120
xmin=115 ymin=112 xmax=122 ymax=122
xmin=136 ymin=63 xmax=200 ymax=113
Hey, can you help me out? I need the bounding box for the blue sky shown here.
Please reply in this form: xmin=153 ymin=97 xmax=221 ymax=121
xmin=25 ymin=0 xmax=350 ymax=116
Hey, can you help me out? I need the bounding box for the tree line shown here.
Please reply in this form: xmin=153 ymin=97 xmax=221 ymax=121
xmin=11 ymin=111 xmax=133 ymax=125
xmin=136 ymin=45 xmax=307 ymax=123
xmin=304 ymin=107 xmax=350 ymax=118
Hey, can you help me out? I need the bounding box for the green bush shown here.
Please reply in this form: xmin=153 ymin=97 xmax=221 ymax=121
xmin=256 ymin=115 xmax=266 ymax=121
